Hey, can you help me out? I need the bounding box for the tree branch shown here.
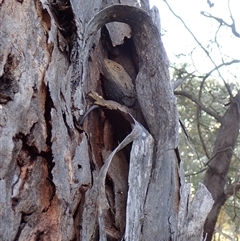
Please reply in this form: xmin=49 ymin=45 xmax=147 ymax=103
xmin=163 ymin=0 xmax=234 ymax=99
xmin=197 ymin=108 xmax=210 ymax=159
xmin=174 ymin=90 xmax=222 ymax=122
xmin=185 ymin=167 xmax=207 ymax=177
xmin=200 ymin=9 xmax=240 ymax=38
xmin=207 ymin=0 xmax=214 ymax=8
xmin=204 ymin=59 xmax=240 ymax=79
xmin=225 ymin=183 xmax=240 ymax=200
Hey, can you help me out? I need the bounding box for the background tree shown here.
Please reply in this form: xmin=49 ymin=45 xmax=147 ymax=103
xmin=160 ymin=0 xmax=240 ymax=240
xmin=0 ymin=0 xmax=213 ymax=240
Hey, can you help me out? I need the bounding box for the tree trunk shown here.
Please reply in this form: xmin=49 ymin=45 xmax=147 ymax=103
xmin=0 ymin=0 xmax=213 ymax=240
xmin=203 ymin=91 xmax=240 ymax=241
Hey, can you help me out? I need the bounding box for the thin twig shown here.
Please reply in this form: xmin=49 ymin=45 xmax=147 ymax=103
xmin=204 ymin=146 xmax=233 ymax=166
xmin=201 ymin=9 xmax=240 ymax=38
xmin=174 ymin=90 xmax=222 ymax=122
xmin=197 ymin=110 xmax=210 ymax=159
xmin=163 ymin=0 xmax=234 ymax=99
xmin=205 ymin=59 xmax=240 ymax=79
xmin=185 ymin=167 xmax=207 ymax=177
xmin=225 ymin=183 xmax=240 ymax=199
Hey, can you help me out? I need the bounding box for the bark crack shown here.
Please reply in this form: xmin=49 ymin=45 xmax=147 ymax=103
xmin=43 ymin=84 xmax=55 ymax=182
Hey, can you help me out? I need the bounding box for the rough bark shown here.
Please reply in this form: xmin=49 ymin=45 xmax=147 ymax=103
xmin=0 ymin=0 xmax=213 ymax=241
xmin=203 ymin=91 xmax=240 ymax=241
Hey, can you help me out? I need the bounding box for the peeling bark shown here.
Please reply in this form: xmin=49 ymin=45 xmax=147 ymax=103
xmin=0 ymin=0 xmax=213 ymax=240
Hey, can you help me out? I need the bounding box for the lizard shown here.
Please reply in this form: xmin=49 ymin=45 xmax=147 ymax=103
xmin=76 ymin=58 xmax=146 ymax=131
xmin=102 ymin=58 xmax=136 ymax=108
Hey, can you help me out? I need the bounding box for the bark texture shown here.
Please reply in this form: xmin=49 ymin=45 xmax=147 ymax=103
xmin=203 ymin=91 xmax=240 ymax=241
xmin=0 ymin=0 xmax=213 ymax=240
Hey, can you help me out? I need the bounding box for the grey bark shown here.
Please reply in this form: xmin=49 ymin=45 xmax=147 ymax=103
xmin=0 ymin=0 xmax=213 ymax=241
xmin=203 ymin=91 xmax=240 ymax=241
